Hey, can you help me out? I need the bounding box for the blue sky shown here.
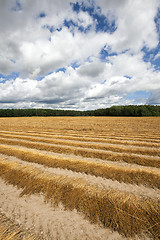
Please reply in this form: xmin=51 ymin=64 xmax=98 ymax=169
xmin=0 ymin=0 xmax=160 ymax=110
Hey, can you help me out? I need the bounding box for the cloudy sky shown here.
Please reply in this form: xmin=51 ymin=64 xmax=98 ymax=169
xmin=0 ymin=0 xmax=160 ymax=110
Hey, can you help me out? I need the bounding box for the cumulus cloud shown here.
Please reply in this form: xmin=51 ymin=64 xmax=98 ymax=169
xmin=77 ymin=61 xmax=106 ymax=78
xmin=0 ymin=0 xmax=160 ymax=109
xmin=95 ymin=0 xmax=159 ymax=52
xmin=83 ymin=52 xmax=160 ymax=102
xmin=147 ymin=89 xmax=160 ymax=104
xmin=0 ymin=66 xmax=91 ymax=109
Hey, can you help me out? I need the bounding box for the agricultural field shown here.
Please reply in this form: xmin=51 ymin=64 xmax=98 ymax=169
xmin=0 ymin=116 xmax=159 ymax=240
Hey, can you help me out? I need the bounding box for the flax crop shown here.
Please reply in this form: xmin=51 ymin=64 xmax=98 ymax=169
xmin=0 ymin=158 xmax=160 ymax=239
xmin=0 ymin=116 xmax=159 ymax=239
xmin=0 ymin=137 xmax=159 ymax=168
xmin=0 ymin=144 xmax=159 ymax=189
xmin=1 ymin=130 xmax=160 ymax=148
xmin=0 ymin=133 xmax=160 ymax=156
xmin=0 ymin=117 xmax=159 ymax=139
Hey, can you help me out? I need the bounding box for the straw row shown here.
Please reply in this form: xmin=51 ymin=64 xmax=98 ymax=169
xmin=0 ymin=137 xmax=159 ymax=168
xmin=0 ymin=130 xmax=160 ymax=148
xmin=0 ymin=144 xmax=159 ymax=189
xmin=0 ymin=157 xmax=159 ymax=238
xmin=0 ymin=117 xmax=159 ymax=140
xmin=0 ymin=177 xmax=134 ymax=240
xmin=0 ymin=133 xmax=159 ymax=157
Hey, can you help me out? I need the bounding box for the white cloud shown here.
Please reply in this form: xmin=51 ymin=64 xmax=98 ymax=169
xmin=83 ymin=51 xmax=160 ymax=103
xmin=15 ymin=27 xmax=109 ymax=77
xmin=1 ymin=51 xmax=159 ymax=109
xmin=147 ymin=89 xmax=160 ymax=104
xmin=77 ymin=11 xmax=94 ymax=28
xmin=66 ymin=10 xmax=94 ymax=29
xmin=0 ymin=78 xmax=39 ymax=103
xmin=154 ymin=52 xmax=160 ymax=60
xmin=0 ymin=0 xmax=160 ymax=109
xmin=95 ymin=0 xmax=159 ymax=52
xmin=77 ymin=61 xmax=106 ymax=78
xmin=1 ymin=0 xmax=159 ymax=75
xmin=0 ymin=66 xmax=91 ymax=108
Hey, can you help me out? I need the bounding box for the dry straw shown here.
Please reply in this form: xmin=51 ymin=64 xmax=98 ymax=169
xmin=0 ymin=144 xmax=159 ymax=189
xmin=1 ymin=130 xmax=160 ymax=148
xmin=1 ymin=129 xmax=160 ymax=145
xmin=0 ymin=133 xmax=160 ymax=156
xmin=0 ymin=212 xmax=39 ymax=240
xmin=0 ymin=158 xmax=160 ymax=239
xmin=0 ymin=138 xmax=159 ymax=168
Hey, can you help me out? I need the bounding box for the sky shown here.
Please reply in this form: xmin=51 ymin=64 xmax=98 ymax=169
xmin=0 ymin=0 xmax=160 ymax=110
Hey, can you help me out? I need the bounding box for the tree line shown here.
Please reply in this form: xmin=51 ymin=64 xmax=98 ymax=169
xmin=0 ymin=105 xmax=159 ymax=117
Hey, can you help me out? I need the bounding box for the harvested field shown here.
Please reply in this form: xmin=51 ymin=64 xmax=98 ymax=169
xmin=0 ymin=116 xmax=159 ymax=239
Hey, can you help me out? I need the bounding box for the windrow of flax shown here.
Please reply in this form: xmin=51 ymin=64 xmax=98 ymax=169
xmin=0 ymin=144 xmax=159 ymax=189
xmin=0 ymin=131 xmax=160 ymax=148
xmin=0 ymin=133 xmax=159 ymax=156
xmin=0 ymin=137 xmax=159 ymax=168
xmin=0 ymin=157 xmax=159 ymax=239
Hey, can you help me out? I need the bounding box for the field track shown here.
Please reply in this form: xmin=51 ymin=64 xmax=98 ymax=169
xmin=0 ymin=116 xmax=159 ymax=240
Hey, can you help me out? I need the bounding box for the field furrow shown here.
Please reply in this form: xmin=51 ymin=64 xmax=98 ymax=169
xmin=0 ymin=211 xmax=39 ymax=240
xmin=1 ymin=153 xmax=160 ymax=199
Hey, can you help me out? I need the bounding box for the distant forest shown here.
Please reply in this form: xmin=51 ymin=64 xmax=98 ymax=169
xmin=0 ymin=105 xmax=160 ymax=117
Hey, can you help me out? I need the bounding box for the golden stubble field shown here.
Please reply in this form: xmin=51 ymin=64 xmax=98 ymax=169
xmin=0 ymin=116 xmax=159 ymax=240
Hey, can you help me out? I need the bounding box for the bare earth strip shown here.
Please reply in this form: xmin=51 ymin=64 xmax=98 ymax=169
xmin=0 ymin=210 xmax=39 ymax=240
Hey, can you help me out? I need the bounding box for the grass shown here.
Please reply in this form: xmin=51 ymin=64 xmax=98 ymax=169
xmin=0 ymin=157 xmax=160 ymax=239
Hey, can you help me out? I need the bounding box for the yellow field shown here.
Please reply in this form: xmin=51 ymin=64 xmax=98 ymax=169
xmin=0 ymin=117 xmax=159 ymax=240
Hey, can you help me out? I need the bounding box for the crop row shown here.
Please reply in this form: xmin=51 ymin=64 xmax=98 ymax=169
xmin=6 ymin=130 xmax=160 ymax=142
xmin=1 ymin=130 xmax=160 ymax=146
xmin=0 ymin=144 xmax=159 ymax=189
xmin=0 ymin=133 xmax=160 ymax=157
xmin=0 ymin=176 xmax=130 ymax=240
xmin=0 ymin=157 xmax=160 ymax=238
xmin=0 ymin=137 xmax=159 ymax=168
xmin=0 ymin=117 xmax=159 ymax=137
